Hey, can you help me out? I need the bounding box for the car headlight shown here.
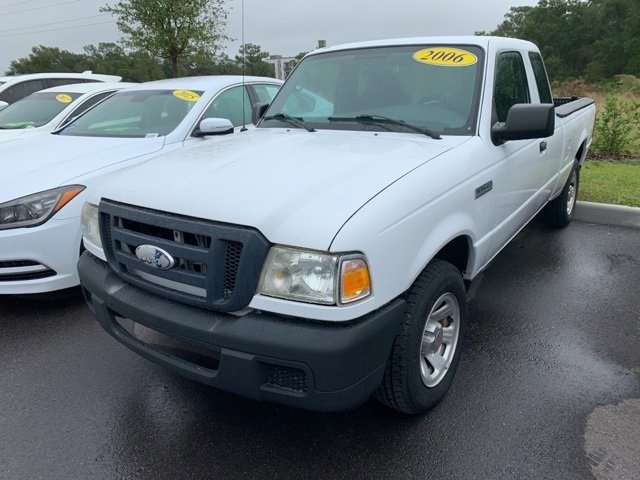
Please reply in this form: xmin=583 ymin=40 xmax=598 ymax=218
xmin=257 ymin=246 xmax=371 ymax=305
xmin=80 ymin=202 xmax=102 ymax=248
xmin=0 ymin=185 xmax=85 ymax=230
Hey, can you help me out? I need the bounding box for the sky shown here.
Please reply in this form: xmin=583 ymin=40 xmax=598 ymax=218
xmin=0 ymin=0 xmax=540 ymax=74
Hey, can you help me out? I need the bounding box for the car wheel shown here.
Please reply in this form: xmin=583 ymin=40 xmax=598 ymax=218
xmin=541 ymin=162 xmax=580 ymax=228
xmin=375 ymin=259 xmax=467 ymax=414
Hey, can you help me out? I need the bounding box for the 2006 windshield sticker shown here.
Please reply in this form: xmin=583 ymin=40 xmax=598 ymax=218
xmin=413 ymin=47 xmax=477 ymax=67
xmin=56 ymin=94 xmax=73 ymax=103
xmin=173 ymin=90 xmax=200 ymax=102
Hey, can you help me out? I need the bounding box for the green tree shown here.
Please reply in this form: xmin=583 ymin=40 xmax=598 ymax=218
xmin=235 ymin=43 xmax=275 ymax=77
xmin=7 ymin=46 xmax=90 ymax=75
xmin=480 ymin=0 xmax=640 ymax=81
xmin=589 ymin=0 xmax=640 ymax=78
xmin=479 ymin=0 xmax=596 ymax=81
xmin=83 ymin=43 xmax=165 ymax=82
xmin=101 ymin=0 xmax=229 ymax=77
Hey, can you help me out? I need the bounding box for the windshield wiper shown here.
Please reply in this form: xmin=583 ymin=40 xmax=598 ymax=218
xmin=263 ymin=113 xmax=315 ymax=132
xmin=328 ymin=114 xmax=441 ymax=139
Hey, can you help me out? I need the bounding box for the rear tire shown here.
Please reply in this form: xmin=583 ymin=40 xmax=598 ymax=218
xmin=541 ymin=162 xmax=580 ymax=228
xmin=375 ymin=260 xmax=467 ymax=414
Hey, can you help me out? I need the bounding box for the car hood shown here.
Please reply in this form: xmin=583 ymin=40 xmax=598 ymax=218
xmin=100 ymin=129 xmax=469 ymax=250
xmin=0 ymin=128 xmax=31 ymax=142
xmin=0 ymin=134 xmax=165 ymax=203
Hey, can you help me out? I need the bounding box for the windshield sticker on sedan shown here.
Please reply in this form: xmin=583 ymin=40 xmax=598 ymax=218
xmin=173 ymin=90 xmax=201 ymax=102
xmin=413 ymin=47 xmax=478 ymax=67
xmin=56 ymin=94 xmax=73 ymax=103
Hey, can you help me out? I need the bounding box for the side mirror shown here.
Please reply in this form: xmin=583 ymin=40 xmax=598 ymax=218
xmin=193 ymin=117 xmax=234 ymax=137
xmin=491 ymin=104 xmax=555 ymax=144
xmin=254 ymin=103 xmax=269 ymax=123
xmin=0 ymin=101 xmax=8 ymax=112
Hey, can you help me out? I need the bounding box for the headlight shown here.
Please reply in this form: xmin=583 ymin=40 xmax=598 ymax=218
xmin=257 ymin=246 xmax=371 ymax=305
xmin=0 ymin=185 xmax=85 ymax=230
xmin=80 ymin=202 xmax=102 ymax=248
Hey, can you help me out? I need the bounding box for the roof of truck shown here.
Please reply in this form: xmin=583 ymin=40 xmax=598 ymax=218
xmin=310 ymin=36 xmax=538 ymax=55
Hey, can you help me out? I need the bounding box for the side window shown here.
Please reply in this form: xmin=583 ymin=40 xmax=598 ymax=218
xmin=528 ymin=52 xmax=553 ymax=104
xmin=60 ymin=91 xmax=114 ymax=127
xmin=0 ymin=79 xmax=46 ymax=104
xmin=202 ymin=86 xmax=252 ymax=127
xmin=494 ymin=52 xmax=530 ymax=122
xmin=252 ymin=84 xmax=280 ymax=104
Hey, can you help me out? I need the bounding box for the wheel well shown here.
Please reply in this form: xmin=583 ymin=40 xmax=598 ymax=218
xmin=576 ymin=141 xmax=587 ymax=165
xmin=433 ymin=236 xmax=470 ymax=276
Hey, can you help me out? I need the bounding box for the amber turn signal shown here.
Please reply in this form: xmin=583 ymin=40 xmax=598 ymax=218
xmin=340 ymin=258 xmax=371 ymax=303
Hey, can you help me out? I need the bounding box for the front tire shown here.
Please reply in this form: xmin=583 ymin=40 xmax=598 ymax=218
xmin=541 ymin=162 xmax=580 ymax=228
xmin=376 ymin=260 xmax=467 ymax=414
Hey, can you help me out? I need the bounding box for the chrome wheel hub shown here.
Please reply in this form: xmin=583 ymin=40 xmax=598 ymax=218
xmin=566 ymin=171 xmax=577 ymax=215
xmin=420 ymin=292 xmax=460 ymax=388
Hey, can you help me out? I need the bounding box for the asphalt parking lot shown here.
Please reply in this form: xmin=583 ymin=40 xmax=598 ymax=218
xmin=1 ymin=219 xmax=639 ymax=480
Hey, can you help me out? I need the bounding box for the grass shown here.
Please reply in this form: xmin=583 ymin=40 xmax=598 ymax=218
xmin=579 ymin=159 xmax=640 ymax=207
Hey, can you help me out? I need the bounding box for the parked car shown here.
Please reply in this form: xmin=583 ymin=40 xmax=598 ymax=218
xmin=0 ymin=75 xmax=282 ymax=294
xmin=0 ymin=82 xmax=135 ymax=143
xmin=0 ymin=71 xmax=121 ymax=107
xmin=78 ymin=37 xmax=596 ymax=413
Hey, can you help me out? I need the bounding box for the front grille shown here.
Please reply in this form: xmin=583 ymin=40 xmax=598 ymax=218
xmin=265 ymin=365 xmax=309 ymax=393
xmin=100 ymin=199 xmax=270 ymax=312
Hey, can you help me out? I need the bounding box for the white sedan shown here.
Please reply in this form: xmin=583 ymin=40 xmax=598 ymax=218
xmin=0 ymin=75 xmax=282 ymax=294
xmin=0 ymin=82 xmax=134 ymax=143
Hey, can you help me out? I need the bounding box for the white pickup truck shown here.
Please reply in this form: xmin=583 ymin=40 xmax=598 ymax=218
xmin=79 ymin=36 xmax=596 ymax=414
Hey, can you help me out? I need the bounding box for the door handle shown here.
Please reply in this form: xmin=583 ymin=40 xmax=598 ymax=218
xmin=540 ymin=141 xmax=548 ymax=153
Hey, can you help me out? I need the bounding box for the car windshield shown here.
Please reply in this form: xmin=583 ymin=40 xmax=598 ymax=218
xmin=261 ymin=44 xmax=485 ymax=136
xmin=0 ymin=92 xmax=81 ymax=129
xmin=58 ymin=89 xmax=203 ymax=138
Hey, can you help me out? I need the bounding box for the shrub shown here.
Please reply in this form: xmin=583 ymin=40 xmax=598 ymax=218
xmin=592 ymin=94 xmax=640 ymax=158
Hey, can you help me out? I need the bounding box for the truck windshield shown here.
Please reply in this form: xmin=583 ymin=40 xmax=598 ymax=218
xmin=0 ymin=92 xmax=81 ymax=129
xmin=58 ymin=89 xmax=202 ymax=138
xmin=262 ymin=44 xmax=485 ymax=136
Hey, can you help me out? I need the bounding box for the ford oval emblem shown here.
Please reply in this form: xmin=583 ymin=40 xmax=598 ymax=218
xmin=135 ymin=245 xmax=175 ymax=270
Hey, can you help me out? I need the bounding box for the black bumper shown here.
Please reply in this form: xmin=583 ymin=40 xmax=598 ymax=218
xmin=78 ymin=252 xmax=405 ymax=412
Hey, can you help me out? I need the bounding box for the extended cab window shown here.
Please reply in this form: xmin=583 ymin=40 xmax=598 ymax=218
xmin=262 ymin=45 xmax=485 ymax=135
xmin=528 ymin=52 xmax=553 ymax=104
xmin=494 ymin=52 xmax=530 ymax=122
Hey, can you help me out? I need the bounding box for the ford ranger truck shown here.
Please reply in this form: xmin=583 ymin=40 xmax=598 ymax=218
xmin=78 ymin=36 xmax=596 ymax=414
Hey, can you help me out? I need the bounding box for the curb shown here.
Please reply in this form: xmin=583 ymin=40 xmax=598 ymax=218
xmin=575 ymin=201 xmax=640 ymax=229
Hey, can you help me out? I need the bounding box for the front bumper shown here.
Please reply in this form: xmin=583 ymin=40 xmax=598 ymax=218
xmin=0 ymin=217 xmax=82 ymax=294
xmin=79 ymin=252 xmax=405 ymax=412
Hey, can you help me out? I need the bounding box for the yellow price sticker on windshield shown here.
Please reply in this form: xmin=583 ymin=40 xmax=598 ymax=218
xmin=56 ymin=94 xmax=73 ymax=103
xmin=173 ymin=90 xmax=200 ymax=102
xmin=413 ymin=47 xmax=478 ymax=67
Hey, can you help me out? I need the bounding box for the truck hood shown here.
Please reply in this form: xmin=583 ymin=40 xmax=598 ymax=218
xmin=0 ymin=135 xmax=165 ymax=203
xmin=101 ymin=129 xmax=469 ymax=250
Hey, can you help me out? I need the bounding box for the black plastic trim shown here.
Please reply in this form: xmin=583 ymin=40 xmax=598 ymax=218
xmin=79 ymin=251 xmax=405 ymax=412
xmin=554 ymin=97 xmax=595 ymax=118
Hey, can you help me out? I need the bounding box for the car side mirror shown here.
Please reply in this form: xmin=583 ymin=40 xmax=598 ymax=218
xmin=491 ymin=104 xmax=555 ymax=144
xmin=0 ymin=101 xmax=8 ymax=112
xmin=254 ymin=103 xmax=269 ymax=123
xmin=193 ymin=117 xmax=234 ymax=137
